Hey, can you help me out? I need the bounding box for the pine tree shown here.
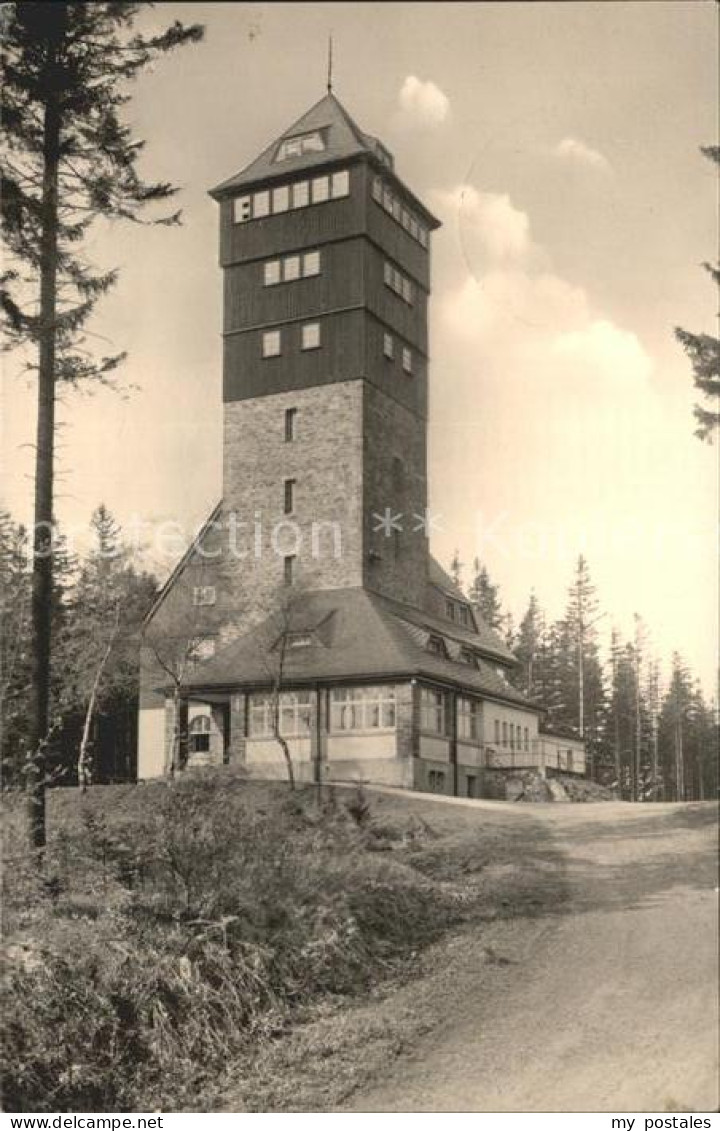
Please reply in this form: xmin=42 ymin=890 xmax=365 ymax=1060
xmin=468 ymin=558 xmax=504 ymax=631
xmin=674 ymin=146 xmax=720 ymax=441
xmin=449 ymin=549 xmax=463 ymax=591
xmin=1 ymin=3 xmax=203 ymax=850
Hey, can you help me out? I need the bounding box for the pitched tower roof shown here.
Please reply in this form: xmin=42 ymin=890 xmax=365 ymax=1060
xmin=210 ymin=92 xmax=391 ymax=199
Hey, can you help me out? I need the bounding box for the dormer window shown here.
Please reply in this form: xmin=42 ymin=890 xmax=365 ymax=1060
xmin=427 ymin=635 xmax=448 ymax=658
xmin=276 ymin=131 xmax=326 ymax=162
xmin=446 ymin=599 xmax=455 ymax=621
xmin=460 ymin=648 xmax=478 ymax=668
xmin=287 ymin=632 xmax=313 ymax=649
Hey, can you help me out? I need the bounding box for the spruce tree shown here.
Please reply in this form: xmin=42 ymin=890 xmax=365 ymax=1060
xmin=674 ymin=146 xmax=720 ymax=441
xmin=1 ymin=3 xmax=203 ymax=850
xmin=468 ymin=558 xmax=505 ymax=631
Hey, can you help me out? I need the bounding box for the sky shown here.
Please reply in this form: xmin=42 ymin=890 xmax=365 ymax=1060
xmin=2 ymin=1 xmax=718 ymax=693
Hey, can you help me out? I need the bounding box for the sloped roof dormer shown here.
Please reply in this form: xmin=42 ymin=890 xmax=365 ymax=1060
xmin=209 ymin=92 xmax=391 ymax=199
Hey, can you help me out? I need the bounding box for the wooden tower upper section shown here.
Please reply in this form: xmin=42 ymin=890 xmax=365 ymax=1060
xmin=209 ymin=92 xmax=440 ymax=424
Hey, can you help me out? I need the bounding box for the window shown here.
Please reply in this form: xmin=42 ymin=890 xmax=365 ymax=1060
xmin=248 ymin=691 xmax=312 ymax=737
xmin=284 ymin=478 xmax=295 ymax=515
xmin=524 ymin=727 xmax=530 ymax=752
xmin=459 ymin=605 xmax=470 ymax=626
xmin=502 ymin=721 xmax=508 ymax=747
xmin=567 ymin=749 xmax=574 ymax=772
xmin=401 ymin=277 xmax=413 ymax=304
xmin=189 ymin=715 xmax=211 ymax=754
xmin=383 ymin=261 xmax=393 ymax=287
xmin=331 ymin=169 xmax=350 ymax=198
xmin=458 ymin=697 xmax=480 ymax=742
xmin=272 ymin=185 xmax=290 ymax=213
xmin=284 ymin=407 xmax=297 ymax=442
xmin=191 ymin=638 xmax=216 ymax=662
xmin=192 ymin=585 xmax=216 ymax=606
xmin=446 ymin=599 xmax=455 ymax=621
xmin=466 ymin=774 xmax=477 ymax=799
xmin=283 ymin=555 xmax=295 ymax=586
xmin=330 ymin=686 xmax=396 ymax=732
xmin=287 ymin=632 xmax=313 ymax=649
xmin=383 ymin=333 xmax=394 ymax=359
xmin=460 ymin=648 xmax=478 ymax=668
xmin=301 ymin=322 xmax=320 ymax=350
xmin=276 ymin=131 xmax=326 ymax=161
xmin=233 ymin=196 xmax=252 ymax=223
xmin=253 ymin=190 xmax=270 ymax=218
xmin=303 ymin=250 xmax=320 ymax=277
xmin=264 ymin=260 xmax=281 ymax=286
xmin=371 ymin=178 xmax=429 ymax=249
xmin=402 ymin=347 xmax=412 ymax=374
xmin=494 ymin=719 xmax=500 ymax=745
xmin=510 ymin=724 xmax=515 ymax=750
xmin=384 ymin=261 xmax=414 ymax=305
xmin=427 ymin=635 xmax=447 ymax=657
xmin=292 ymin=180 xmax=309 ymax=208
xmin=284 ymin=255 xmax=300 ymax=282
xmin=262 ymin=330 xmax=281 ymax=358
xmin=311 ymin=176 xmax=329 ymax=204
xmin=428 ymin=769 xmax=445 ymax=793
xmin=420 ymin=687 xmax=447 ymax=734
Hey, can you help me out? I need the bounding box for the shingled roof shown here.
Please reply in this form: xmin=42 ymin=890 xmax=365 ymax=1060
xmin=185 ymin=586 xmax=537 ymax=711
xmin=210 ymin=92 xmax=384 ymax=199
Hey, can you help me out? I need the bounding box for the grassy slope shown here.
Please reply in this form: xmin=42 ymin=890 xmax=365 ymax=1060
xmin=2 ymin=776 xmax=568 ymax=1112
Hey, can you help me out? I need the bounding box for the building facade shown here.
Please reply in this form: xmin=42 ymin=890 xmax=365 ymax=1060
xmin=138 ymin=91 xmax=585 ymax=794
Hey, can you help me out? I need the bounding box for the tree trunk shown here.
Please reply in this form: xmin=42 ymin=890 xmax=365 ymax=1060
xmin=277 ymin=734 xmax=296 ymax=791
xmin=78 ymin=611 xmax=120 ymax=791
xmin=28 ymin=24 xmax=64 ymax=857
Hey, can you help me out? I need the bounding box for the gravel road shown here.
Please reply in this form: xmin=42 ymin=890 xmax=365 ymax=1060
xmin=344 ymin=799 xmax=718 ymax=1113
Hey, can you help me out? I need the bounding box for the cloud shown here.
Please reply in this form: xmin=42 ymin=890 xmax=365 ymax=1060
xmin=433 ymin=185 xmax=532 ymax=268
xmin=397 ymin=75 xmax=450 ymax=127
xmin=554 ymin=137 xmax=611 ymax=172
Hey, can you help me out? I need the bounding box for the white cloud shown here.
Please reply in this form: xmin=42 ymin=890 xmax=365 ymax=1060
xmin=397 ymin=75 xmax=450 ymax=127
xmin=554 ymin=137 xmax=611 ymax=172
xmin=432 ymin=185 xmax=533 ymax=273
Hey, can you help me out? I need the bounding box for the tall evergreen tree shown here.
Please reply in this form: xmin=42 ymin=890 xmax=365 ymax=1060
xmin=468 ymin=558 xmax=505 ymax=631
xmin=514 ymin=591 xmax=544 ymax=698
xmin=1 ymin=3 xmax=203 ymax=850
xmin=674 ymin=147 xmax=720 ymax=441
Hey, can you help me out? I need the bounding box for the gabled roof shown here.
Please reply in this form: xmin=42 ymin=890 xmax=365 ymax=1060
xmin=210 ymin=92 xmax=384 ymax=199
xmin=183 ymin=587 xmax=538 ymax=711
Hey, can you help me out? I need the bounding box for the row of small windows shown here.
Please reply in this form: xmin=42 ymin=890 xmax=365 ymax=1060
xmin=383 ymin=261 xmax=414 ymax=305
xmin=382 ymin=332 xmax=413 ymax=373
xmin=493 ymin=720 xmax=531 ymax=752
xmin=262 ymin=322 xmax=320 ymax=357
xmin=419 ymin=687 xmax=480 ymax=740
xmin=372 ymin=176 xmax=429 ymax=248
xmin=264 ymin=250 xmax=320 ymax=286
xmin=233 ymin=170 xmax=350 ymax=224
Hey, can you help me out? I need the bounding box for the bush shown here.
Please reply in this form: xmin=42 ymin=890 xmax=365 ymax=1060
xmin=1 ymin=776 xmax=468 ymax=1111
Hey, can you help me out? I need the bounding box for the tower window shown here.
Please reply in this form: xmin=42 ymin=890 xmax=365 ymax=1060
xmin=253 ymin=190 xmax=270 ymax=218
xmin=303 ymin=250 xmax=320 ymax=276
xmin=193 ymin=586 xmax=216 ymax=607
xmin=272 ymin=185 xmax=289 ymax=213
xmin=283 ymin=555 xmax=295 ymax=586
xmin=292 ymin=180 xmax=309 ymax=208
xmin=301 ymin=323 xmax=320 ymax=350
xmin=383 ymin=333 xmax=394 ymax=359
xmin=276 ymin=131 xmax=325 ymax=162
xmin=372 ymin=177 xmax=382 ymax=202
xmin=262 ymin=330 xmax=281 ymax=358
xmin=284 ymin=478 xmax=295 ymax=515
xmin=402 ymin=347 xmax=412 ymax=374
xmin=331 ymin=170 xmax=350 ymax=198
xmin=384 ymin=261 xmax=414 ymax=305
xmin=284 ymin=407 xmax=297 ymax=442
xmin=264 ymin=260 xmax=281 ymax=286
xmin=284 ymin=255 xmax=301 ymax=282
xmin=311 ymin=176 xmax=329 ymax=204
xmin=233 ymin=196 xmax=252 ymax=223
xmin=494 ymin=719 xmax=500 ymax=745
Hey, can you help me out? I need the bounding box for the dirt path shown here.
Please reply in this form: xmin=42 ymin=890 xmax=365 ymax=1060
xmin=343 ymin=800 xmax=719 ymax=1113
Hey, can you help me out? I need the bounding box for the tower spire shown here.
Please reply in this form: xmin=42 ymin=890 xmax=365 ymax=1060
xmin=327 ymin=34 xmax=333 ymax=94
